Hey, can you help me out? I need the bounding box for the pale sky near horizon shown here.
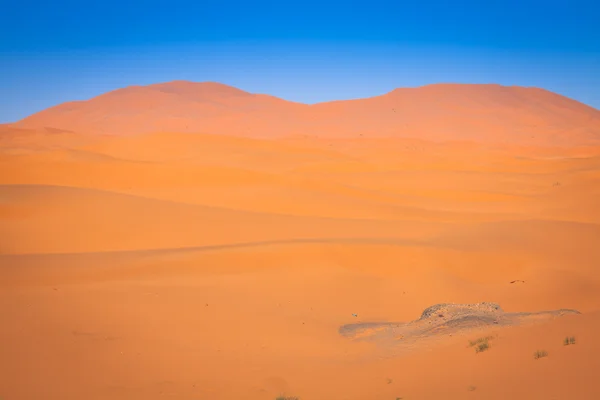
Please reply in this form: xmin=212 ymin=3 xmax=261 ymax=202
xmin=1 ymin=0 xmax=599 ymax=123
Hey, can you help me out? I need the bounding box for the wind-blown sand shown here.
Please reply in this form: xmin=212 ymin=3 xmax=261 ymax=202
xmin=1 ymin=82 xmax=600 ymax=399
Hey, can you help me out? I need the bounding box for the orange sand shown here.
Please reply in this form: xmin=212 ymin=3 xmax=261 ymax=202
xmin=1 ymin=82 xmax=600 ymax=399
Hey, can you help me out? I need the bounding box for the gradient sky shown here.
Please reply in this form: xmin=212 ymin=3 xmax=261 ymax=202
xmin=2 ymin=0 xmax=599 ymax=122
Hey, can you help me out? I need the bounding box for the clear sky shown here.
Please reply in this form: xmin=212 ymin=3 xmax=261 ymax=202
xmin=2 ymin=0 xmax=599 ymax=122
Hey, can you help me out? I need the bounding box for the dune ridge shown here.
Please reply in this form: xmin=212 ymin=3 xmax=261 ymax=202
xmin=11 ymin=81 xmax=600 ymax=145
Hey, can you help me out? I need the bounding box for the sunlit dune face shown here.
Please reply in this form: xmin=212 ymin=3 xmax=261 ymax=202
xmin=11 ymin=81 xmax=600 ymax=146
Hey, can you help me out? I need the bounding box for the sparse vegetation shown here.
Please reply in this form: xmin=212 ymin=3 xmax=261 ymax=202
xmin=476 ymin=341 xmax=490 ymax=353
xmin=276 ymin=396 xmax=299 ymax=400
xmin=469 ymin=335 xmax=495 ymax=347
xmin=469 ymin=335 xmax=494 ymax=353
xmin=564 ymin=336 xmax=576 ymax=346
xmin=534 ymin=350 xmax=548 ymax=359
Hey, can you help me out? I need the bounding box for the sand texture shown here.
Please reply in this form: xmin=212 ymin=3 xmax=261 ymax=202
xmin=1 ymin=81 xmax=600 ymax=399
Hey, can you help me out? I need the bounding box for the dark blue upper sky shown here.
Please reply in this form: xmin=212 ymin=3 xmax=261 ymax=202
xmin=1 ymin=0 xmax=599 ymax=122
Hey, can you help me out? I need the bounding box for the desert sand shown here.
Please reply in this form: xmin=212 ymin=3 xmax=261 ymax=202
xmin=1 ymin=81 xmax=600 ymax=399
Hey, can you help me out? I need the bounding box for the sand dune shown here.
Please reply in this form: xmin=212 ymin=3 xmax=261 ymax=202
xmin=12 ymin=81 xmax=600 ymax=145
xmin=2 ymin=83 xmax=600 ymax=399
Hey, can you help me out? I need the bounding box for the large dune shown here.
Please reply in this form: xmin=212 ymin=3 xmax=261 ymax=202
xmin=2 ymin=83 xmax=600 ymax=399
xmin=12 ymin=81 xmax=600 ymax=145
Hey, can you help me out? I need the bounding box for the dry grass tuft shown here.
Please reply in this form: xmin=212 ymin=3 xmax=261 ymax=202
xmin=469 ymin=335 xmax=494 ymax=353
xmin=534 ymin=350 xmax=548 ymax=359
xmin=563 ymin=336 xmax=576 ymax=346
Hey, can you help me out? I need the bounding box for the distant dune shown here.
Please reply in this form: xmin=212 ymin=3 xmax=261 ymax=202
xmin=11 ymin=81 xmax=600 ymax=146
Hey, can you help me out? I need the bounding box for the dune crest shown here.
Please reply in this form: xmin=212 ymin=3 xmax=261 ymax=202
xmin=11 ymin=81 xmax=600 ymax=145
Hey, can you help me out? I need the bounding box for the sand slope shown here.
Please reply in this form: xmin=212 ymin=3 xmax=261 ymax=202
xmin=2 ymin=85 xmax=600 ymax=399
xmin=12 ymin=81 xmax=600 ymax=145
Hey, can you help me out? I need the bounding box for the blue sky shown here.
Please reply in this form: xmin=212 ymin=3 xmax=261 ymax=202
xmin=1 ymin=0 xmax=599 ymax=122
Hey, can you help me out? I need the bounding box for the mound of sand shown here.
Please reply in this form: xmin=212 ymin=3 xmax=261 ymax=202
xmin=11 ymin=81 xmax=600 ymax=146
